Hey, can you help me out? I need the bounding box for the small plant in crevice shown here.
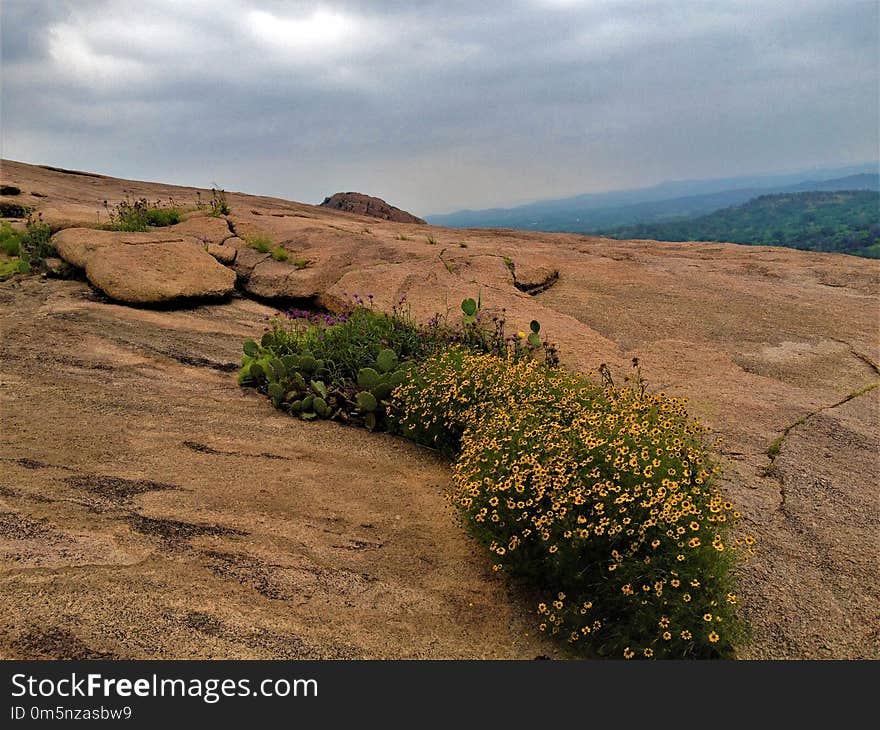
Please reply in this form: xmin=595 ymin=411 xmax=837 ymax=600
xmin=293 ymin=257 xmax=310 ymax=270
xmin=246 ymin=233 xmax=273 ymax=254
xmin=438 ymin=248 xmax=454 ymax=273
xmin=271 ymin=246 xmax=289 ymax=262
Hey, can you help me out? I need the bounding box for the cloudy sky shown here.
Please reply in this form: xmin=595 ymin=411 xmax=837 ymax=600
xmin=2 ymin=0 xmax=877 ymax=214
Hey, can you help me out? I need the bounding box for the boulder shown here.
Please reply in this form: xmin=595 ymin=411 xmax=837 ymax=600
xmin=53 ymin=228 xmax=178 ymax=269
xmin=51 ymin=227 xmax=236 ymax=304
xmin=242 ymin=258 xmax=323 ymax=299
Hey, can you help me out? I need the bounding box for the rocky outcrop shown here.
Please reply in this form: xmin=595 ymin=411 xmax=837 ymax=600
xmin=52 ymin=228 xmax=236 ymax=304
xmin=2 ymin=159 xmax=879 ymax=659
xmin=319 ymin=192 xmax=426 ymax=224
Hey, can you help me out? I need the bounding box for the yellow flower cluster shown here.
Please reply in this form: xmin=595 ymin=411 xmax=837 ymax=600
xmin=393 ymin=349 xmax=752 ymax=658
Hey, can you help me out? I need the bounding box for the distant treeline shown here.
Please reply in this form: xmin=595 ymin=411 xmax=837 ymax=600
xmin=603 ymin=190 xmax=880 ymax=258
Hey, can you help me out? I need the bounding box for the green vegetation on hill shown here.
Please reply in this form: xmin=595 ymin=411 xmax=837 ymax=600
xmin=604 ymin=190 xmax=880 ymax=258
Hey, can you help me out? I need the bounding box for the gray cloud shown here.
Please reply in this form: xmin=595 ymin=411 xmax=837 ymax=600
xmin=2 ymin=0 xmax=877 ymax=214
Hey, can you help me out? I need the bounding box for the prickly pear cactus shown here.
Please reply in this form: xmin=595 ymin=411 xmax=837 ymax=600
xmin=357 ymin=391 xmax=378 ymax=412
xmin=243 ymin=338 xmax=259 ymax=357
xmin=249 ymin=362 xmax=266 ymax=384
xmin=376 ymin=348 xmax=398 ymax=373
xmin=311 ymin=380 xmax=328 ymax=399
xmin=268 ymin=382 xmax=285 ymax=407
xmin=357 ymin=367 xmax=380 ymax=389
xmin=313 ymin=397 xmax=330 ymax=418
xmin=299 ymin=354 xmax=318 ymax=374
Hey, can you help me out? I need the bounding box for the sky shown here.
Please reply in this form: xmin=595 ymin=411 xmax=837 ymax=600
xmin=1 ymin=0 xmax=877 ymax=215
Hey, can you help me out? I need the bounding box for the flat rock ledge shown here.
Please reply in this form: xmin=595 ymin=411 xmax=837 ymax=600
xmin=52 ymin=227 xmax=237 ymax=304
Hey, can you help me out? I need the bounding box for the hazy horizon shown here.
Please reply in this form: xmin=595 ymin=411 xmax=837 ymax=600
xmin=2 ymin=1 xmax=878 ymax=215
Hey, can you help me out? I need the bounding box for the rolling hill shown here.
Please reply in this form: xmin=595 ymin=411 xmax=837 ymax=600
xmin=426 ymin=165 xmax=879 ymax=234
xmin=603 ymin=190 xmax=880 ymax=258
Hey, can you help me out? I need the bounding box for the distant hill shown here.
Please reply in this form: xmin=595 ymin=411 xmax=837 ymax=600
xmin=426 ymin=164 xmax=879 ymax=232
xmin=604 ymin=190 xmax=880 ymax=258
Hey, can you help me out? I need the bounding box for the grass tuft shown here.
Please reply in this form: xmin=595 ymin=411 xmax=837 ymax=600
xmin=246 ymin=234 xmax=273 ymax=254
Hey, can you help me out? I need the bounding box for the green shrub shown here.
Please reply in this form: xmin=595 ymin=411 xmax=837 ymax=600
xmin=237 ymin=309 xmax=420 ymax=429
xmin=271 ymin=246 xmax=289 ymax=262
xmin=0 ymin=257 xmax=27 ymax=281
xmin=145 ymin=207 xmax=181 ymax=227
xmin=251 ymin=305 xmax=429 ymax=387
xmin=0 ymin=222 xmax=23 ymax=256
xmin=20 ymin=213 xmax=54 ymax=262
xmin=105 ymin=197 xmax=181 ymax=231
xmin=293 ymin=257 xmax=310 ymax=270
xmin=0 ymin=215 xmax=54 ymax=277
xmin=237 ymin=296 xmax=549 ymax=429
xmin=503 ymin=255 xmax=515 ymax=276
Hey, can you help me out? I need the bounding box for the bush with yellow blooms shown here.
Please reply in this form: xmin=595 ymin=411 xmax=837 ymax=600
xmin=393 ymin=348 xmax=751 ymax=658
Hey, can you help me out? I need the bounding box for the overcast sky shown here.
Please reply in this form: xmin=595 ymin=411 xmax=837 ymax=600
xmin=2 ymin=0 xmax=877 ymax=214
